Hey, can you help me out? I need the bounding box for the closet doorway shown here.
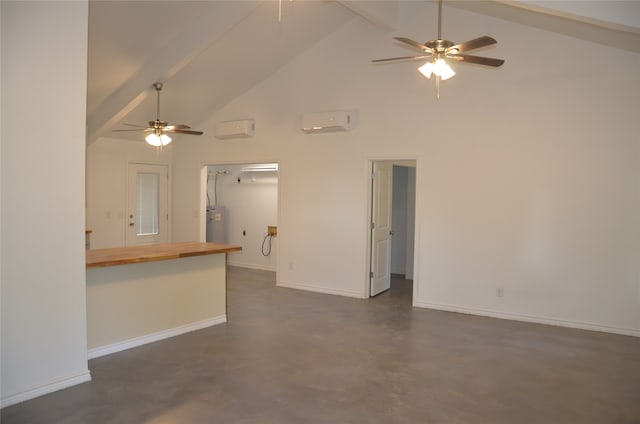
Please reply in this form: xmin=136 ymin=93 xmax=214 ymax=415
xmin=202 ymin=163 xmax=279 ymax=272
xmin=368 ymin=160 xmax=416 ymax=299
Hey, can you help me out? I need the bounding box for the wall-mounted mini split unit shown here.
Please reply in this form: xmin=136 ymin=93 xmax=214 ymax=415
xmin=301 ymin=110 xmax=352 ymax=133
xmin=215 ymin=119 xmax=255 ymax=139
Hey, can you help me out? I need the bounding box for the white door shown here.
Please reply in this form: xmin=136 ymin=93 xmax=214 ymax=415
xmin=370 ymin=161 xmax=393 ymax=296
xmin=126 ymin=163 xmax=168 ymax=246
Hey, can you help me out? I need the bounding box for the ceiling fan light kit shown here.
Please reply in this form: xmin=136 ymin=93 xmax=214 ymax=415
xmin=372 ymin=0 xmax=504 ymax=98
xmin=145 ymin=132 xmax=172 ymax=147
xmin=419 ymin=58 xmax=455 ymax=80
xmin=112 ymin=82 xmax=203 ymax=146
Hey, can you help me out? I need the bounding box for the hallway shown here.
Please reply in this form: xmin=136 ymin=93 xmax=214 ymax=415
xmin=3 ymin=267 xmax=639 ymax=423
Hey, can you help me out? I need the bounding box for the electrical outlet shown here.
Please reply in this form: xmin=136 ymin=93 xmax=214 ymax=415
xmin=267 ymin=226 xmax=277 ymax=236
xmin=496 ymin=287 xmax=504 ymax=298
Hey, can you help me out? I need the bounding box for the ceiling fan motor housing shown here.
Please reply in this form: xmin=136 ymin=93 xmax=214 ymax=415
xmin=426 ymin=39 xmax=455 ymax=53
xmin=150 ymin=120 xmax=168 ymax=129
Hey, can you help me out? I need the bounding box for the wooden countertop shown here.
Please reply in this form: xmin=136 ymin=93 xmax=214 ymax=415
xmin=86 ymin=241 xmax=242 ymax=269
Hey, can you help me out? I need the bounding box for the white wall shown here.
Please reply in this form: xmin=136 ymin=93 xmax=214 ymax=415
xmin=87 ymin=254 xmax=227 ymax=356
xmin=86 ymin=137 xmax=173 ymax=248
xmin=172 ymin=2 xmax=640 ymax=335
xmin=207 ymin=164 xmax=278 ymax=271
xmin=1 ymin=1 xmax=91 ymax=406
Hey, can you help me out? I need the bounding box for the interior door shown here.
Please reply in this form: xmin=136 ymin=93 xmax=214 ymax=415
xmin=126 ymin=163 xmax=168 ymax=246
xmin=370 ymin=161 xmax=393 ymax=296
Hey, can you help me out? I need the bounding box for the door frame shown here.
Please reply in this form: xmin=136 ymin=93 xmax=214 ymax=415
xmin=365 ymin=158 xmax=419 ymax=301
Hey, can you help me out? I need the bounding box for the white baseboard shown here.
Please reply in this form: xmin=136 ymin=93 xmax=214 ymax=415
xmin=415 ymin=301 xmax=640 ymax=338
xmin=227 ymin=261 xmax=275 ymax=272
xmin=278 ymin=281 xmax=365 ymax=299
xmin=1 ymin=370 xmax=92 ymax=409
xmin=88 ymin=315 xmax=227 ymax=360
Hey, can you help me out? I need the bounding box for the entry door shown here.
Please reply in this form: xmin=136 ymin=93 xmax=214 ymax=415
xmin=126 ymin=163 xmax=168 ymax=246
xmin=370 ymin=161 xmax=393 ymax=296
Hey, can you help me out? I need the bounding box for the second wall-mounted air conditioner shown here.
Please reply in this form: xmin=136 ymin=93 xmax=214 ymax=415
xmin=301 ymin=110 xmax=352 ymax=133
xmin=215 ymin=119 xmax=255 ymax=139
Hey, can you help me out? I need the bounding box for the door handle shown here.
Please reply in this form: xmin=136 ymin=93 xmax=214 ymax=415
xmin=389 ymin=230 xmax=395 ymax=236
xmin=129 ymin=222 xmax=135 ymax=227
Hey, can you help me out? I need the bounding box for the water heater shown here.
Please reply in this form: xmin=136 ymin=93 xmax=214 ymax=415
xmin=206 ymin=206 xmax=226 ymax=243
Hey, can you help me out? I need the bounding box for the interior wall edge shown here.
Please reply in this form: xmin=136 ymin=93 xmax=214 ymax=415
xmin=415 ymin=301 xmax=640 ymax=338
xmin=0 ymin=370 xmax=92 ymax=409
xmin=87 ymin=315 xmax=227 ymax=360
xmin=277 ymin=281 xmax=366 ymax=299
xmin=227 ymin=262 xmax=276 ymax=272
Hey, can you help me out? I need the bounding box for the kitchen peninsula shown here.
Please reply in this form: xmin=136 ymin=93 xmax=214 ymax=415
xmin=86 ymin=242 xmax=241 ymax=358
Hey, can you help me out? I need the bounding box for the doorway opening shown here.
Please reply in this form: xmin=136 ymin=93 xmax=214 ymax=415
xmin=201 ymin=163 xmax=279 ymax=272
xmin=368 ymin=160 xmax=416 ymax=302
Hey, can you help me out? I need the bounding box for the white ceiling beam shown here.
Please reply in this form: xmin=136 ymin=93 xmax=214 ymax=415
xmin=510 ymin=0 xmax=640 ymax=34
xmin=86 ymin=1 xmax=261 ymax=144
xmin=449 ymin=0 xmax=640 ymax=53
xmin=338 ymin=0 xmax=398 ymax=31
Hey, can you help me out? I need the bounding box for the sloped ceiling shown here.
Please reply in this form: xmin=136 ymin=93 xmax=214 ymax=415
xmin=86 ymin=0 xmax=640 ymax=144
xmin=86 ymin=0 xmax=359 ymax=143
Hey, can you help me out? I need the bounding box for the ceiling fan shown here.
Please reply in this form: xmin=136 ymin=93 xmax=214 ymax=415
xmin=113 ymin=82 xmax=203 ymax=146
xmin=372 ymin=0 xmax=504 ymax=98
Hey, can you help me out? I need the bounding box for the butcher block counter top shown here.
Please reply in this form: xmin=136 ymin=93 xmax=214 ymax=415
xmin=86 ymin=241 xmax=242 ymax=269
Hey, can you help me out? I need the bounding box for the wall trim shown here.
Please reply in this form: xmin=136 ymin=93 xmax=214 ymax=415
xmin=88 ymin=315 xmax=227 ymax=360
xmin=278 ymin=281 xmax=365 ymax=299
xmin=1 ymin=370 xmax=92 ymax=409
xmin=415 ymin=301 xmax=640 ymax=338
xmin=227 ymin=261 xmax=276 ymax=272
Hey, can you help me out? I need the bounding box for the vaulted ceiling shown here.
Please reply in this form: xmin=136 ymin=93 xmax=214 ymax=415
xmin=86 ymin=0 xmax=640 ymax=144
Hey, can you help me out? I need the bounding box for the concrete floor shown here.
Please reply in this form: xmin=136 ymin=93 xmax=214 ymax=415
xmin=3 ymin=266 xmax=640 ymax=423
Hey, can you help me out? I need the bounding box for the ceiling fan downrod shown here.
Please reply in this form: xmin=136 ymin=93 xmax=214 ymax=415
xmin=437 ymin=0 xmax=443 ymax=41
xmin=153 ymin=82 xmax=163 ymax=123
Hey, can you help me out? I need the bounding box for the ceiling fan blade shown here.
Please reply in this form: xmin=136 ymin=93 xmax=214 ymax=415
xmin=393 ymin=37 xmax=433 ymax=53
xmin=165 ymin=124 xmax=191 ymax=131
xmin=372 ymin=55 xmax=431 ymax=63
xmin=169 ymin=129 xmax=204 ymax=135
xmin=112 ymin=128 xmax=151 ymax=132
xmin=447 ymin=36 xmax=497 ymax=53
xmin=449 ymin=53 xmax=504 ymax=67
xmin=121 ymin=122 xmax=148 ymax=128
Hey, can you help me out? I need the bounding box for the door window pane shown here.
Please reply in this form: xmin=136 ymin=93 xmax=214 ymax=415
xmin=137 ymin=173 xmax=159 ymax=235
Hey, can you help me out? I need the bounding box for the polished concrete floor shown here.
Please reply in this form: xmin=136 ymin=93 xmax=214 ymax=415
xmin=3 ymin=266 xmax=640 ymax=423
